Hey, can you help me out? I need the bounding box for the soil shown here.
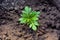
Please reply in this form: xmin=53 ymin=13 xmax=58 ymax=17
xmin=0 ymin=0 xmax=60 ymax=40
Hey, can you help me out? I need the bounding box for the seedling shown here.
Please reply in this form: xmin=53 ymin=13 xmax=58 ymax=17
xmin=19 ymin=6 xmax=40 ymax=31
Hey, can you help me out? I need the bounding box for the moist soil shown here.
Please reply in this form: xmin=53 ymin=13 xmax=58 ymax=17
xmin=0 ymin=0 xmax=60 ymax=40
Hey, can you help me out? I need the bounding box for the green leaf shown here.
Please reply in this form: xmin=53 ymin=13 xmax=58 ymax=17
xmin=37 ymin=11 xmax=40 ymax=15
xmin=19 ymin=18 xmax=23 ymax=21
xmin=29 ymin=24 xmax=32 ymax=28
xmin=32 ymin=17 xmax=38 ymax=21
xmin=24 ymin=6 xmax=31 ymax=13
xmin=30 ymin=11 xmax=36 ymax=16
xmin=32 ymin=25 xmax=37 ymax=31
xmin=22 ymin=11 xmax=27 ymax=14
xmin=21 ymin=13 xmax=27 ymax=17
xmin=19 ymin=18 xmax=27 ymax=23
xmin=34 ymin=21 xmax=39 ymax=26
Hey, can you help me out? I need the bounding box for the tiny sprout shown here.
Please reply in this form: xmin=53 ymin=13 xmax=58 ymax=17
xmin=19 ymin=6 xmax=40 ymax=31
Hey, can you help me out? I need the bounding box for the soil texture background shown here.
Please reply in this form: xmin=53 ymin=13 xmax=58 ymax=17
xmin=0 ymin=0 xmax=60 ymax=40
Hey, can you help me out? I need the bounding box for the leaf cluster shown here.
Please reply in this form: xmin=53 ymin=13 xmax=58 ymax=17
xmin=19 ymin=6 xmax=40 ymax=31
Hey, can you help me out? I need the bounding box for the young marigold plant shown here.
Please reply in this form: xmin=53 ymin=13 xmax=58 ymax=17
xmin=19 ymin=6 xmax=40 ymax=31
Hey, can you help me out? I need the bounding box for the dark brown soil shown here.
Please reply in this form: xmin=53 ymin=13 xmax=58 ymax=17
xmin=0 ymin=0 xmax=60 ymax=40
